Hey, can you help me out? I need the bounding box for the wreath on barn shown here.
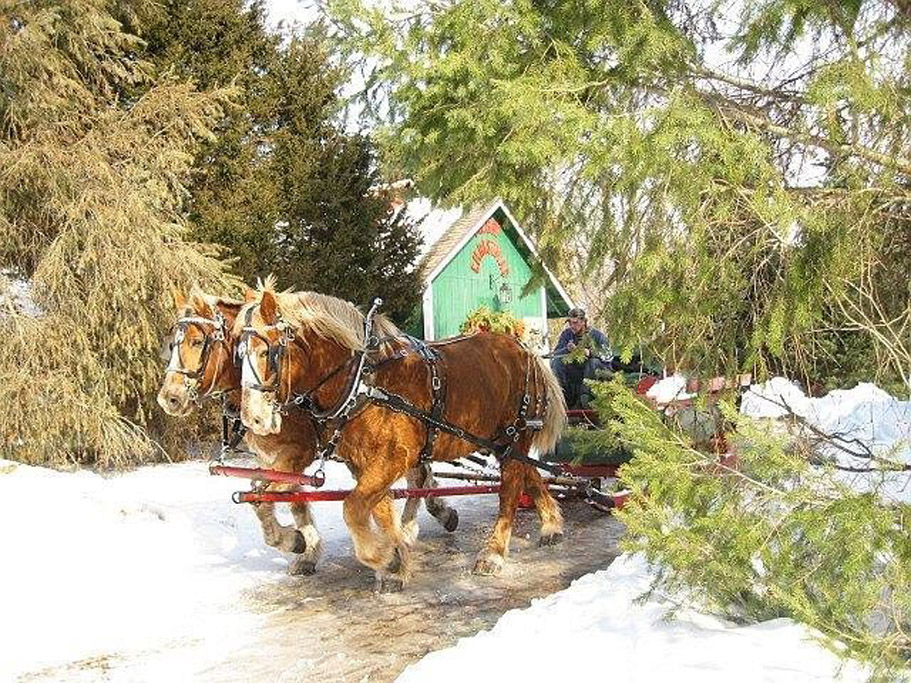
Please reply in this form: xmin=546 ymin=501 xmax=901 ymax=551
xmin=460 ymin=306 xmax=525 ymax=340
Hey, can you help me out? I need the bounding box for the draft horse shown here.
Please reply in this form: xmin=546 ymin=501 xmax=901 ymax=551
xmin=157 ymin=289 xmax=458 ymax=576
xmin=237 ymin=285 xmax=567 ymax=589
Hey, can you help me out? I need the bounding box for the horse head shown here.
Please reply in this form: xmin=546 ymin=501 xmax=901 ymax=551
xmin=157 ymin=289 xmax=242 ymax=416
xmin=237 ymin=286 xmax=380 ymax=436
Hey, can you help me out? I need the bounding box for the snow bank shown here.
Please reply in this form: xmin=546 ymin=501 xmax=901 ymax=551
xmin=399 ymin=553 xmax=867 ymax=682
xmin=742 ymin=378 xmax=911 ymax=467
xmin=646 ymin=373 xmax=695 ymax=403
xmin=740 ymin=376 xmax=814 ymax=418
xmin=0 ymin=458 xmax=356 ymax=681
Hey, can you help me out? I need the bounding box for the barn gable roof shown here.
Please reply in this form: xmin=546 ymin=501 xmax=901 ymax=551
xmin=417 ymin=202 xmax=494 ymax=284
xmin=418 ymin=198 xmax=574 ymax=315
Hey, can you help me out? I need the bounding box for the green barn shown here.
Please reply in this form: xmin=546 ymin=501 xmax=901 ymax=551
xmin=417 ymin=199 xmax=574 ymax=349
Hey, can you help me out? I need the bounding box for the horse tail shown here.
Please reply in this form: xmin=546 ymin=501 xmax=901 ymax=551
xmin=531 ymin=353 xmax=566 ymax=455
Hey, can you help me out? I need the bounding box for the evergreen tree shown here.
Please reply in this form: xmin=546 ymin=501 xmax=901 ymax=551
xmin=0 ymin=0 xmax=238 ymax=466
xmin=600 ymin=379 xmax=911 ymax=677
xmin=326 ymin=0 xmax=911 ymax=388
xmin=117 ymin=0 xmax=284 ymax=280
xmin=129 ymin=4 xmax=423 ymax=322
xmin=270 ymin=37 xmax=421 ymax=320
xmin=325 ymin=2 xmax=911 ymax=672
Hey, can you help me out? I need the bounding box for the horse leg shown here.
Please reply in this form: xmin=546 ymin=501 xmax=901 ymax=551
xmin=371 ymin=495 xmax=412 ymax=591
xmin=474 ymin=457 xmax=525 ymax=576
xmin=523 ymin=464 xmax=564 ymax=546
xmin=400 ymin=468 xmax=423 ymax=545
xmin=419 ymin=464 xmax=459 ymax=533
xmin=401 ymin=464 xmax=459 ymax=544
xmin=287 ymin=501 xmax=322 ymax=575
xmin=342 ymin=469 xmax=404 ymax=579
xmin=251 ymin=486 xmax=307 ymax=555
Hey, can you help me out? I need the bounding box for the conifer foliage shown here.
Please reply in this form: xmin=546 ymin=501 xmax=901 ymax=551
xmin=325 ymin=3 xmax=911 ymax=669
xmin=327 ymin=0 xmax=911 ymax=387
xmin=0 ymin=0 xmax=238 ymax=466
xmin=604 ymin=380 xmax=911 ymax=676
xmin=132 ymin=1 xmax=423 ymax=322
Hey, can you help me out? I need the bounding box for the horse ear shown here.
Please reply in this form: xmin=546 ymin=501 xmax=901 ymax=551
xmin=192 ymin=293 xmax=213 ymax=318
xmin=244 ymin=287 xmax=257 ymax=303
xmin=173 ymin=289 xmax=187 ymax=310
xmin=260 ymin=290 xmax=278 ymax=324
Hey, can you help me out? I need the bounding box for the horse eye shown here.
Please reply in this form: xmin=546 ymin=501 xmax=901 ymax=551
xmin=191 ymin=339 xmax=204 ymax=348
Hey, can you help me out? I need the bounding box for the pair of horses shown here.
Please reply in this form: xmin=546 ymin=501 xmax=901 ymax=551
xmin=158 ymin=280 xmax=566 ymax=589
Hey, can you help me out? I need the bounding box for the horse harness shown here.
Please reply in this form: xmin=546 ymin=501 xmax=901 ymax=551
xmin=168 ymin=311 xmax=232 ymax=402
xmin=238 ymin=299 xmax=554 ymax=473
xmin=167 ymin=311 xmax=252 ymax=458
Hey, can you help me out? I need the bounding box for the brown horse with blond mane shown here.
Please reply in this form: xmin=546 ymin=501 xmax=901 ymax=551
xmin=157 ymin=288 xmax=458 ymax=576
xmin=237 ymin=282 xmax=566 ymax=589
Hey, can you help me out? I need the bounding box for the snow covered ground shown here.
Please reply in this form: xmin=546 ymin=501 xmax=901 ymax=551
xmin=0 ymin=459 xmax=357 ymax=682
xmin=4 ymin=377 xmax=906 ymax=681
xmin=741 ymin=377 xmax=911 ymax=464
xmin=400 ymin=554 xmax=868 ymax=682
xmin=742 ymin=377 xmax=911 ymax=503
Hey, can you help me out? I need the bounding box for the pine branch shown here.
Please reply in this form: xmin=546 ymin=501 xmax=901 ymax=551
xmin=690 ymin=64 xmax=809 ymax=105
xmin=697 ymin=91 xmax=911 ymax=176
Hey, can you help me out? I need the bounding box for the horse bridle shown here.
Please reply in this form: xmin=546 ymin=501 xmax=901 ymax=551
xmin=238 ymin=306 xmax=297 ymax=394
xmin=167 ymin=312 xmax=230 ymax=401
xmin=239 ymin=300 xmax=383 ymax=420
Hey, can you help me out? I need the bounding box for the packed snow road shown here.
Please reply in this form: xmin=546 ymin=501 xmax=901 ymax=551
xmin=205 ymin=497 xmax=624 ymax=683
xmin=2 ymin=458 xmax=623 ymax=683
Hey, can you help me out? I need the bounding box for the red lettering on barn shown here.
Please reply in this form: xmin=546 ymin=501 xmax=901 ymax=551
xmin=479 ymin=218 xmax=501 ymax=235
xmin=469 ymin=238 xmax=510 ymax=276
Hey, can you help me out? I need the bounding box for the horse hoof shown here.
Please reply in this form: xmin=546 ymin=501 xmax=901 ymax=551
xmin=441 ymin=508 xmax=459 ymax=532
xmin=539 ymin=532 xmax=564 ymax=547
xmin=472 ymin=554 xmax=504 ymax=576
xmin=289 ymin=557 xmax=317 ymax=576
xmin=376 ymin=575 xmax=405 ymax=593
xmin=290 ymin=530 xmax=307 ymax=554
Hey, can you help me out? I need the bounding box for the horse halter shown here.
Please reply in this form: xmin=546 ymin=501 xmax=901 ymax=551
xmin=238 ymin=306 xmax=296 ymax=395
xmin=167 ymin=312 xmax=229 ymax=401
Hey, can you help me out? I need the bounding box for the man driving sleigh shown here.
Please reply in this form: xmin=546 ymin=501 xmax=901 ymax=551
xmin=549 ymin=307 xmax=611 ymax=409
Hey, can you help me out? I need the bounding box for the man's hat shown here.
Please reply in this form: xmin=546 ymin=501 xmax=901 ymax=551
xmin=567 ymin=307 xmax=586 ymax=320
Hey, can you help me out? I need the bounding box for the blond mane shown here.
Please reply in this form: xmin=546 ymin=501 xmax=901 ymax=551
xmin=235 ymin=278 xmax=402 ymax=351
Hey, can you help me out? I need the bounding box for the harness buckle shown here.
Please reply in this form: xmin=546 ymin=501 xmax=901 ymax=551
xmin=505 ymin=425 xmax=517 ymax=437
xmin=432 ymin=376 xmax=441 ymax=391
